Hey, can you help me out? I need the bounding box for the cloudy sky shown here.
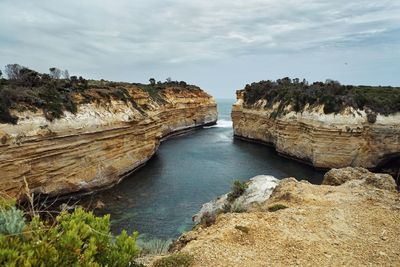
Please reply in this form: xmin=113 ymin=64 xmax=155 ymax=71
xmin=0 ymin=0 xmax=399 ymax=98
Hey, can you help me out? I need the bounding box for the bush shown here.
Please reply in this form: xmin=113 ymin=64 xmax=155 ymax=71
xmin=140 ymin=238 xmax=172 ymax=255
xmin=367 ymin=112 xmax=377 ymax=123
xmin=152 ymin=252 xmax=194 ymax=267
xmin=230 ymin=203 xmax=247 ymax=213
xmin=268 ymin=204 xmax=288 ymax=212
xmin=0 ymin=64 xmax=197 ymax=124
xmin=221 ymin=203 xmax=232 ymax=213
xmin=242 ymin=78 xmax=400 ymax=116
xmin=227 ymin=180 xmax=248 ymax=202
xmin=0 ymin=202 xmax=141 ymax=266
xmin=0 ymin=206 xmax=25 ymax=236
xmin=199 ymin=211 xmax=216 ymax=227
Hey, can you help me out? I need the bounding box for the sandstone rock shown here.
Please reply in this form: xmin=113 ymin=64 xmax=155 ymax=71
xmin=323 ymin=167 xmax=370 ymax=186
xmin=192 ymin=175 xmax=280 ymax=224
xmin=0 ymin=87 xmax=217 ymax=199
xmin=323 ymin=167 xmax=397 ymax=191
xmin=232 ymin=91 xmax=400 ymax=169
xmin=173 ymin=168 xmax=400 ymax=267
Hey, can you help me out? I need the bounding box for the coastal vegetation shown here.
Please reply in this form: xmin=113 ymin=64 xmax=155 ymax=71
xmin=267 ymin=203 xmax=288 ymax=212
xmin=0 ymin=197 xmax=143 ymax=266
xmin=227 ymin=180 xmax=248 ymax=202
xmin=242 ymin=78 xmax=400 ymax=116
xmin=0 ymin=64 xmax=199 ymax=124
xmin=152 ymin=253 xmax=193 ymax=267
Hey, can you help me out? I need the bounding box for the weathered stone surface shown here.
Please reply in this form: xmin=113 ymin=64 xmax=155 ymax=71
xmin=0 ymin=87 xmax=217 ymax=199
xmin=323 ymin=167 xmax=397 ymax=192
xmin=192 ymin=175 xmax=280 ymax=224
xmin=231 ymin=90 xmax=400 ymax=169
xmin=167 ymin=168 xmax=400 ymax=267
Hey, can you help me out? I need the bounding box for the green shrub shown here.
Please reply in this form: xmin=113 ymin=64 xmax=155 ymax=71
xmin=0 ymin=64 xmax=196 ymax=124
xmin=199 ymin=212 xmax=216 ymax=227
xmin=140 ymin=238 xmax=172 ymax=255
xmin=221 ymin=203 xmax=232 ymax=213
xmin=268 ymin=204 xmax=288 ymax=212
xmin=242 ymin=78 xmax=400 ymax=116
xmin=0 ymin=206 xmax=25 ymax=236
xmin=227 ymin=180 xmax=248 ymax=202
xmin=152 ymin=252 xmax=194 ymax=267
xmin=0 ymin=204 xmax=141 ymax=266
xmin=231 ymin=203 xmax=247 ymax=213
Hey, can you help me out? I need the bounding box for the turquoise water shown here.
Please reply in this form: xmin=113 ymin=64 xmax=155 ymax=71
xmin=90 ymin=99 xmax=323 ymax=240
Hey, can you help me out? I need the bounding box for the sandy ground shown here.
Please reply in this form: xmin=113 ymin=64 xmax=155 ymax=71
xmin=169 ymin=175 xmax=400 ymax=267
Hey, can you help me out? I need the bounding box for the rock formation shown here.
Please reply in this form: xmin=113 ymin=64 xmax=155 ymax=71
xmin=232 ymin=89 xmax=400 ymax=170
xmin=0 ymin=85 xmax=217 ymax=199
xmin=167 ymin=168 xmax=400 ymax=267
xmin=192 ymin=175 xmax=280 ymax=225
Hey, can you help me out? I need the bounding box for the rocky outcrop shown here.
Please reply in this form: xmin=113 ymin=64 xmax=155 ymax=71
xmin=0 ymin=86 xmax=217 ymax=199
xmin=232 ymin=90 xmax=400 ymax=169
xmin=169 ymin=168 xmax=400 ymax=267
xmin=192 ymin=175 xmax=280 ymax=224
xmin=323 ymin=167 xmax=397 ymax=191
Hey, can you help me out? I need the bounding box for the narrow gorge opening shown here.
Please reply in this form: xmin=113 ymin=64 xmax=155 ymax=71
xmin=84 ymin=99 xmax=324 ymax=241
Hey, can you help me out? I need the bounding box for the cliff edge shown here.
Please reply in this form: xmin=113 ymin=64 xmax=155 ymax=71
xmin=168 ymin=168 xmax=400 ymax=267
xmin=0 ymin=74 xmax=217 ymax=199
xmin=232 ymin=79 xmax=400 ymax=171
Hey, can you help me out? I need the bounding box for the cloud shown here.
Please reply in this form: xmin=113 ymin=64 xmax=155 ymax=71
xmin=0 ymin=0 xmax=399 ymax=96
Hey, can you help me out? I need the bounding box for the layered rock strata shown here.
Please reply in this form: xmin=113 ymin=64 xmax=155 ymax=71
xmin=0 ymin=86 xmax=217 ymax=199
xmin=232 ymin=90 xmax=400 ymax=169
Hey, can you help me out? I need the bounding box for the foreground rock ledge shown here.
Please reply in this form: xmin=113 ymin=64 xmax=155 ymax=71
xmin=0 ymin=87 xmax=217 ymax=199
xmin=169 ymin=168 xmax=400 ymax=267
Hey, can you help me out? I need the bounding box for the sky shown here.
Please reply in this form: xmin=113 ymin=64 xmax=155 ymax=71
xmin=0 ymin=0 xmax=399 ymax=98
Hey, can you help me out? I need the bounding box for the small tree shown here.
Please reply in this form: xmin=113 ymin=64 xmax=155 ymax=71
xmin=149 ymin=78 xmax=156 ymax=86
xmin=63 ymin=70 xmax=70 ymax=79
xmin=0 ymin=70 xmax=2 ymax=79
xmin=18 ymin=67 xmax=41 ymax=87
xmin=166 ymin=77 xmax=172 ymax=83
xmin=49 ymin=67 xmax=62 ymax=79
xmin=5 ymin=64 xmax=23 ymax=80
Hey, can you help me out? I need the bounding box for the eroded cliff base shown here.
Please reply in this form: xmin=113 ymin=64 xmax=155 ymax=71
xmin=168 ymin=168 xmax=400 ymax=266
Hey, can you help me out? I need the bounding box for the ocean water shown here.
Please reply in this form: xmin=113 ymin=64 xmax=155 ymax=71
xmin=90 ymin=99 xmax=324 ymax=240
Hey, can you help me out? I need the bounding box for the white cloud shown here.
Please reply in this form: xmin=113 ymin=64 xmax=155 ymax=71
xmin=0 ymin=0 xmax=399 ymax=97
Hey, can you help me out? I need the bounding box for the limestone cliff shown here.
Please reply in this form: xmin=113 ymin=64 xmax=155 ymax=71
xmin=232 ymin=89 xmax=400 ymax=170
xmin=0 ymin=84 xmax=217 ymax=199
xmin=163 ymin=168 xmax=399 ymax=267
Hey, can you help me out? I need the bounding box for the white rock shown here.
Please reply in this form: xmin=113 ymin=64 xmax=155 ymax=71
xmin=192 ymin=175 xmax=280 ymax=224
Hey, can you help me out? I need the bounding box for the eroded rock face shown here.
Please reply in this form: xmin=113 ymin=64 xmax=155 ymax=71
xmin=232 ymin=90 xmax=400 ymax=169
xmin=170 ymin=168 xmax=400 ymax=267
xmin=192 ymin=175 xmax=280 ymax=224
xmin=0 ymin=87 xmax=217 ymax=199
xmin=323 ymin=167 xmax=397 ymax=192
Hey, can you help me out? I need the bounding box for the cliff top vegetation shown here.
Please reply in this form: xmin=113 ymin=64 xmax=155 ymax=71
xmin=0 ymin=64 xmax=201 ymax=124
xmin=241 ymin=77 xmax=400 ymax=116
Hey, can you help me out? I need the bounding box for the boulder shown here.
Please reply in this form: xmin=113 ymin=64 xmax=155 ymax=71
xmin=323 ymin=167 xmax=397 ymax=192
xmin=192 ymin=175 xmax=280 ymax=224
